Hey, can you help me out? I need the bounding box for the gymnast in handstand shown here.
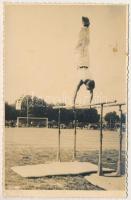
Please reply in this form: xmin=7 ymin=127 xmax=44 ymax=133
xmin=73 ymin=16 xmax=95 ymax=108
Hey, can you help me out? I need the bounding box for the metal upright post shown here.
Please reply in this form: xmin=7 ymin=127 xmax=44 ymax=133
xmin=57 ymin=108 xmax=61 ymax=162
xmin=117 ymin=105 xmax=123 ymax=176
xmin=73 ymin=109 xmax=77 ymax=160
xmin=16 ymin=117 xmax=19 ymax=127
xmin=98 ymin=103 xmax=103 ymax=176
xmin=27 ymin=96 xmax=29 ymax=127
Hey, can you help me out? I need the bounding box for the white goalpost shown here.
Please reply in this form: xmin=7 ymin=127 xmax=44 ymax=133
xmin=16 ymin=117 xmax=48 ymax=128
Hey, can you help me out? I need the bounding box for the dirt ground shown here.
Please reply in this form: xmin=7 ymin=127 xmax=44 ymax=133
xmin=4 ymin=128 xmax=126 ymax=190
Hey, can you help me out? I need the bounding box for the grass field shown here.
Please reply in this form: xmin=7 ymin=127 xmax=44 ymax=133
xmin=5 ymin=128 xmax=126 ymax=190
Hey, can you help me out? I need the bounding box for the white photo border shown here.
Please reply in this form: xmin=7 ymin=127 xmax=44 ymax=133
xmin=0 ymin=0 xmax=130 ymax=199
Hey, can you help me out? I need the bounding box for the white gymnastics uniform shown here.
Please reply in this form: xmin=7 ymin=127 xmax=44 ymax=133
xmin=73 ymin=21 xmax=95 ymax=106
xmin=75 ymin=26 xmax=91 ymax=81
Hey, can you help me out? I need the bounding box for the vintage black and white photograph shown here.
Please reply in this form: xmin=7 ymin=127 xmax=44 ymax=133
xmin=4 ymin=3 xmax=128 ymax=197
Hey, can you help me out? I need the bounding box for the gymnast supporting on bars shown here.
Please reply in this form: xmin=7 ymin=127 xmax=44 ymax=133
xmin=73 ymin=16 xmax=95 ymax=108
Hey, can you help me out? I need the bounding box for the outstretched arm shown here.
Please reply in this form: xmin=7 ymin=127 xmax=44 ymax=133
xmin=73 ymin=80 xmax=83 ymax=109
xmin=90 ymin=90 xmax=93 ymax=104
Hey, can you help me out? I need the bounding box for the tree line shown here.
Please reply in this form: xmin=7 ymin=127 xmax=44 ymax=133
xmin=5 ymin=95 xmax=126 ymax=125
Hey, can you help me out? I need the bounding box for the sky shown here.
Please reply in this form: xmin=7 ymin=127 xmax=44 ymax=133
xmin=5 ymin=4 xmax=128 ymax=111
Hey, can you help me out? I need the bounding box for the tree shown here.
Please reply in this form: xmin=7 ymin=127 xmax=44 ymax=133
xmin=5 ymin=102 xmax=17 ymax=120
xmin=20 ymin=95 xmax=47 ymax=117
xmin=77 ymin=108 xmax=100 ymax=123
xmin=60 ymin=109 xmax=74 ymax=124
xmin=121 ymin=113 xmax=126 ymax=123
xmin=104 ymin=111 xmax=120 ymax=128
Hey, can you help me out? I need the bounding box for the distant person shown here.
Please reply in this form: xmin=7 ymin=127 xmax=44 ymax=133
xmin=73 ymin=16 xmax=95 ymax=108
